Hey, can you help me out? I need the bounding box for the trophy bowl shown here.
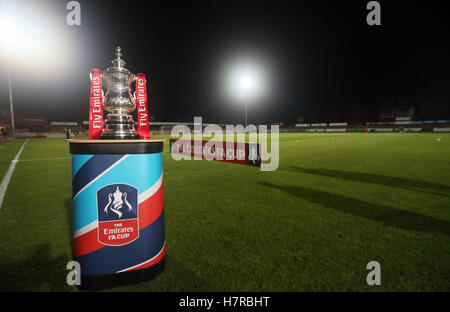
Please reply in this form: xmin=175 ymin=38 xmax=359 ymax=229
xmin=100 ymin=46 xmax=140 ymax=139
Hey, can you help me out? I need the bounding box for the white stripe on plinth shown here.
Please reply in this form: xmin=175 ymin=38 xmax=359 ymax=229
xmin=138 ymin=171 xmax=163 ymax=204
xmin=73 ymin=219 xmax=98 ymax=238
xmin=0 ymin=139 xmax=29 ymax=210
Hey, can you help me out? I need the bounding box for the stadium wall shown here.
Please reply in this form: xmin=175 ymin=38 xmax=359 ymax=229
xmin=294 ymin=120 xmax=450 ymax=133
xmin=3 ymin=119 xmax=450 ymax=138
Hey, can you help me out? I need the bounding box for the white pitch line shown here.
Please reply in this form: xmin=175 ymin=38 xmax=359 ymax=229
xmin=0 ymin=139 xmax=29 ymax=210
xmin=18 ymin=157 xmax=71 ymax=162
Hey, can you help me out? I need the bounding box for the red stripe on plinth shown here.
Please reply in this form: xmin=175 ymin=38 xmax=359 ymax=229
xmin=74 ymin=229 xmax=104 ymax=257
xmin=139 ymin=183 xmax=164 ymax=229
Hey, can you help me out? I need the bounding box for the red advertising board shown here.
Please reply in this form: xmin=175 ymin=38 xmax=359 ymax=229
xmin=170 ymin=139 xmax=262 ymax=168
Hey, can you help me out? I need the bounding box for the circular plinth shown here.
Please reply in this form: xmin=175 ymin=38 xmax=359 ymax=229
xmin=68 ymin=138 xmax=166 ymax=290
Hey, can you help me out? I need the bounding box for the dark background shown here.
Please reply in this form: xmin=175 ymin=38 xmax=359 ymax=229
xmin=0 ymin=0 xmax=449 ymax=125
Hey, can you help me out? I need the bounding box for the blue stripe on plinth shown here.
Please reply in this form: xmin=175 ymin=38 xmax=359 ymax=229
xmin=73 ymin=153 xmax=162 ymax=232
xmin=72 ymin=155 xmax=93 ymax=178
xmin=77 ymin=212 xmax=165 ymax=276
xmin=72 ymin=154 xmax=126 ymax=198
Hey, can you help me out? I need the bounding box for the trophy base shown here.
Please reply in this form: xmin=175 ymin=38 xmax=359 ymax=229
xmin=100 ymin=132 xmax=141 ymax=140
xmin=101 ymin=113 xmax=141 ymax=140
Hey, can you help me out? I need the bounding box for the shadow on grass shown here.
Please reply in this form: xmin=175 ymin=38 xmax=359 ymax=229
xmin=0 ymin=244 xmax=71 ymax=291
xmin=291 ymin=167 xmax=450 ymax=197
xmin=62 ymin=198 xmax=206 ymax=291
xmin=260 ymin=181 xmax=450 ymax=236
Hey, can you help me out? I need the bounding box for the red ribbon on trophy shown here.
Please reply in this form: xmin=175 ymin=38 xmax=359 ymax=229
xmin=88 ymin=67 xmax=150 ymax=140
xmin=88 ymin=68 xmax=104 ymax=139
xmin=135 ymin=73 xmax=150 ymax=139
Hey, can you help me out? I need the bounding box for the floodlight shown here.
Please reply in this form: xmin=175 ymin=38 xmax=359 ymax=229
xmin=0 ymin=18 xmax=16 ymax=46
xmin=224 ymin=61 xmax=266 ymax=126
xmin=239 ymin=74 xmax=254 ymax=92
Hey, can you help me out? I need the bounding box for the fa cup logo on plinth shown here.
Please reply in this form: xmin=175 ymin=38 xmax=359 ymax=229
xmin=97 ymin=184 xmax=139 ymax=246
xmin=88 ymin=46 xmax=150 ymax=140
xmin=104 ymin=186 xmax=133 ymax=219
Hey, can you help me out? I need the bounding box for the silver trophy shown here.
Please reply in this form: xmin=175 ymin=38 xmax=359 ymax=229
xmin=101 ymin=46 xmax=140 ymax=139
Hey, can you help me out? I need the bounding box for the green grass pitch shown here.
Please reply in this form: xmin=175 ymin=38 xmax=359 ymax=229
xmin=0 ymin=132 xmax=449 ymax=291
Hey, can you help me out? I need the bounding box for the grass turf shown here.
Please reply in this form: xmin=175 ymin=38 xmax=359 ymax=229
xmin=0 ymin=133 xmax=449 ymax=291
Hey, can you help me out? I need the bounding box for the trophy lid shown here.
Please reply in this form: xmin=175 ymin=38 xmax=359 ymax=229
xmin=109 ymin=46 xmax=128 ymax=71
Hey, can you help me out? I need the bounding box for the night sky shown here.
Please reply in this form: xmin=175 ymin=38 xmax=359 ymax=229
xmin=0 ymin=0 xmax=449 ymax=125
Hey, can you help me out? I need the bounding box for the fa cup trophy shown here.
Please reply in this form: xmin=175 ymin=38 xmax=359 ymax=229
xmin=67 ymin=47 xmax=165 ymax=289
xmin=88 ymin=46 xmax=150 ymax=139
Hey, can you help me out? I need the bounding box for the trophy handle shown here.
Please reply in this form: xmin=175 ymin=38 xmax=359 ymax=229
xmin=128 ymin=74 xmax=136 ymax=106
